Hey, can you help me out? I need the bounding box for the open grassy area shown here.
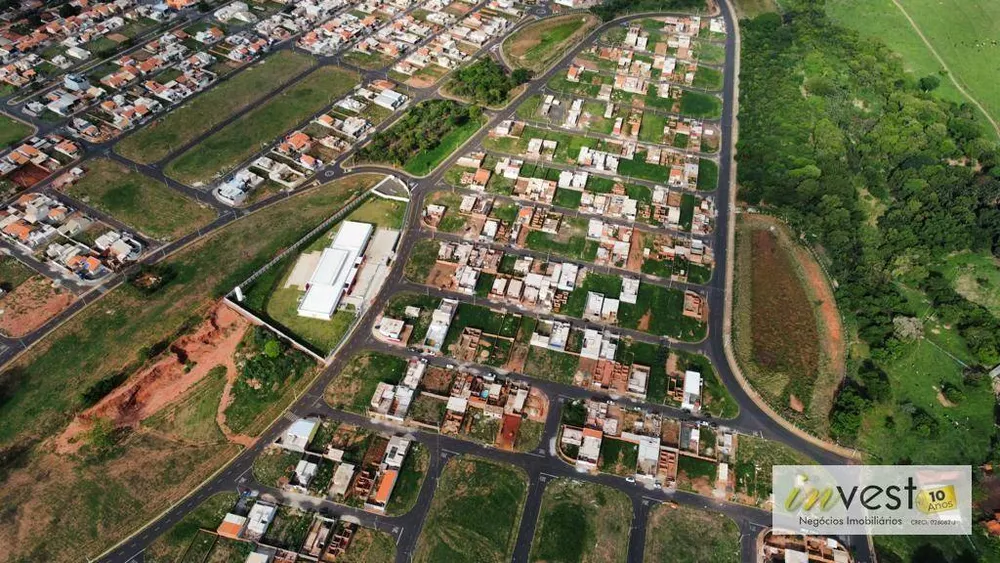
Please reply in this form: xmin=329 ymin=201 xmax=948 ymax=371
xmin=502 ymin=14 xmax=599 ymax=72
xmin=0 ymin=113 xmax=32 ymax=149
xmin=67 ymin=159 xmax=216 ymax=241
xmin=939 ymin=250 xmax=1000 ymax=319
xmin=0 ymin=174 xmax=377 ymax=562
xmin=117 ymin=50 xmax=316 ymax=164
xmin=530 ymin=479 xmax=631 ymax=563
xmin=166 ymin=66 xmax=359 ymax=186
xmin=523 ymin=345 xmax=580 ymax=385
xmin=325 ymin=351 xmax=407 ymax=413
xmin=144 ymin=492 xmax=238 ymax=563
xmin=598 ymin=438 xmax=638 ymax=476
xmin=679 ymin=90 xmax=722 ymax=119
xmin=0 ymin=255 xmax=33 ymax=291
xmin=413 ymin=456 xmax=527 ymax=563
xmin=827 ymin=0 xmax=1000 ymax=137
xmin=144 ymin=365 xmax=228 ymax=444
xmin=644 ymin=503 xmax=739 ymax=563
xmin=356 ymin=99 xmax=484 ymax=177
xmin=339 ymin=526 xmax=398 ymax=563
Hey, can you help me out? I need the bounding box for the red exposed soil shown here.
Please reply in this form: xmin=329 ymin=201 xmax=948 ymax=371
xmin=0 ymin=276 xmax=75 ymax=337
xmin=55 ymin=303 xmax=251 ymax=453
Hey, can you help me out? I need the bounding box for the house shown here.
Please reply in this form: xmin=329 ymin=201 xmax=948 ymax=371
xmin=424 ymin=299 xmax=457 ymax=351
xmin=244 ymin=502 xmax=277 ymax=541
xmin=330 ymin=463 xmax=355 ymax=497
xmin=379 ymin=317 xmax=405 ymax=341
xmin=577 ymin=428 xmax=603 ymax=469
xmin=217 ymin=513 xmax=247 ymax=539
xmin=280 ymin=418 xmax=318 ymax=452
xmin=681 ymin=370 xmax=701 ymax=412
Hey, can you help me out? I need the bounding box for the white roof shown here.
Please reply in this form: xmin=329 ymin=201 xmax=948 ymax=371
xmin=246 ymin=554 xmax=270 ymax=563
xmin=287 ymin=418 xmax=317 ymax=439
xmin=446 ymin=396 xmax=468 ymax=413
xmin=683 ymin=371 xmax=702 ymax=395
xmin=298 ymin=221 xmax=373 ymax=319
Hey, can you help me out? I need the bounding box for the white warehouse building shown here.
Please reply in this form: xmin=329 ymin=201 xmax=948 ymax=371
xmin=297 ymin=221 xmax=373 ymax=320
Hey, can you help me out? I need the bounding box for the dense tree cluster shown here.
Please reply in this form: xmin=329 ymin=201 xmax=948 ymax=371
xmin=736 ymin=3 xmax=1000 ymax=441
xmin=591 ymin=0 xmax=705 ymax=22
xmin=356 ymin=100 xmax=480 ymax=166
xmin=449 ymin=58 xmax=531 ymax=107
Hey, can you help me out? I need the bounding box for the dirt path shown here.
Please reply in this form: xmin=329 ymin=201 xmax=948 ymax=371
xmin=890 ymin=0 xmax=1000 ymax=138
xmin=216 ymin=359 xmax=256 ymax=448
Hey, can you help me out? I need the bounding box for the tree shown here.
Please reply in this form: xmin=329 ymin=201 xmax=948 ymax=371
xmin=918 ymin=75 xmax=941 ymax=92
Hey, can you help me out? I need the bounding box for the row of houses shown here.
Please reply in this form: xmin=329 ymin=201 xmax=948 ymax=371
xmin=559 ymin=397 xmax=732 ymax=492
xmin=0 ymin=191 xmax=141 ymax=279
xmin=0 ymin=133 xmax=80 ymax=190
xmin=214 ymin=80 xmax=408 ymax=205
xmin=215 ymin=495 xmax=383 ymax=562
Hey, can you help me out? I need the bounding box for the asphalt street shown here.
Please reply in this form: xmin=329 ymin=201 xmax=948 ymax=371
xmin=0 ymin=1 xmax=874 ymax=561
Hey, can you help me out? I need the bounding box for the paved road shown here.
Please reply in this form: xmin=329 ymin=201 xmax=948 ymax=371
xmin=19 ymin=2 xmax=873 ymax=562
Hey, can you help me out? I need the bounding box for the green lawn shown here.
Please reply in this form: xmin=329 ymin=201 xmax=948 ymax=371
xmin=68 ymin=159 xmax=216 ymax=241
xmin=386 ymin=442 xmax=429 ymax=516
xmin=414 ymin=456 xmax=527 ymax=563
xmin=679 ymin=90 xmax=722 ymax=119
xmin=166 ymin=66 xmax=359 ymax=186
xmin=644 ymin=504 xmax=739 ymax=563
xmin=692 ymin=66 xmax=723 ymax=90
xmin=697 ymin=158 xmax=719 ymax=190
xmin=638 ymin=112 xmax=667 ymax=144
xmin=117 ymin=50 xmax=316 ymax=164
xmin=0 ymin=113 xmax=31 ymax=149
xmin=598 ymin=438 xmax=638 ymax=476
xmin=939 ymin=250 xmax=1000 ymax=317
xmin=523 ymin=346 xmax=580 ymax=385
xmin=530 ymin=479 xmax=631 ymax=563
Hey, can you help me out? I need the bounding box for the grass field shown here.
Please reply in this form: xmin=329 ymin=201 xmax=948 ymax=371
xmin=644 ymin=504 xmax=739 ymax=563
xmin=939 ymin=251 xmax=1000 ymax=317
xmin=117 ymin=50 xmax=316 ymax=164
xmin=733 ymin=435 xmax=813 ymax=504
xmin=0 ymin=174 xmax=378 ymax=562
xmin=523 ymin=345 xmax=580 ymax=385
xmin=144 ymin=493 xmax=238 ymax=563
xmin=0 ymin=113 xmax=32 ymax=148
xmin=144 ymin=365 xmax=228 ymax=444
xmin=67 ymin=159 xmax=216 ymax=241
xmin=166 ymin=66 xmax=359 ymax=186
xmin=530 ymin=479 xmax=631 ymax=563
xmin=339 ymin=526 xmax=397 ymax=563
xmin=0 ymin=255 xmax=33 ymax=291
xmin=679 ymin=90 xmax=722 ymax=119
xmin=413 ymin=456 xmax=527 ymax=563
xmin=598 ymin=438 xmax=638 ymax=476
xmin=827 ymin=0 xmax=1000 ymax=138
xmin=502 ymin=14 xmax=600 ymax=72
xmin=386 ymin=442 xmax=429 ymax=516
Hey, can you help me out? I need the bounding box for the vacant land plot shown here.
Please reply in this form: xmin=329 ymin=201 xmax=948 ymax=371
xmin=166 ymin=66 xmax=359 ymax=186
xmin=828 ymin=0 xmax=1000 ymax=137
xmin=733 ymin=215 xmax=844 ymax=433
xmin=503 ymin=14 xmax=599 ymax=72
xmin=414 ymin=456 xmax=527 ymax=563
xmin=0 ymin=275 xmax=75 ymax=337
xmin=644 ymin=503 xmax=739 ymax=563
xmin=530 ymin=479 xmax=631 ymax=563
xmin=733 ymin=435 xmax=813 ymax=506
xmin=339 ymin=526 xmax=397 ymax=563
xmin=0 ymin=113 xmax=32 ymax=148
xmin=117 ymin=50 xmax=316 ymax=164
xmin=145 ymin=492 xmax=238 ymax=563
xmin=679 ymin=90 xmax=722 ymax=119
xmin=599 ymin=438 xmax=638 ymax=476
xmin=67 ymin=159 xmax=216 ymax=240
xmin=325 ymin=351 xmax=407 ymax=413
xmin=0 ymin=255 xmax=32 ymax=291
xmin=386 ymin=442 xmax=429 ymax=516
xmin=0 ymin=174 xmax=377 ymax=562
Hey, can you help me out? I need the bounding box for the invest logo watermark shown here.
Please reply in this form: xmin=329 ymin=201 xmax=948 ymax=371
xmin=772 ymin=465 xmax=971 ymax=535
